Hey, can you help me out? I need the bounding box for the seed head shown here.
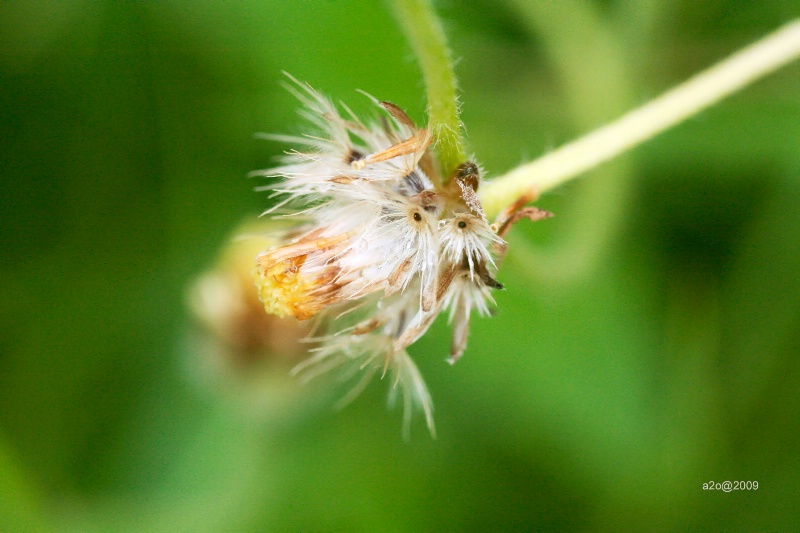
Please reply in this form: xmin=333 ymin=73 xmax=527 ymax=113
xmin=252 ymin=77 xmax=549 ymax=435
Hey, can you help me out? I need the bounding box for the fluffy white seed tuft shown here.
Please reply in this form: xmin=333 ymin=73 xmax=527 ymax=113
xmin=252 ymin=77 xmax=548 ymax=435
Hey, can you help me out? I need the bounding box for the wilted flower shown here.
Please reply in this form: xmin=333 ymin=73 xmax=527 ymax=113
xmin=252 ymin=77 xmax=551 ymax=435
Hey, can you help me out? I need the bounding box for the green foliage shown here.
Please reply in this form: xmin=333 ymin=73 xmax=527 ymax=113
xmin=1 ymin=1 xmax=799 ymax=530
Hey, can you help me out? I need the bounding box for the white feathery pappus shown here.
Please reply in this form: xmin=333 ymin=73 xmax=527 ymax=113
xmin=251 ymin=75 xmax=552 ymax=436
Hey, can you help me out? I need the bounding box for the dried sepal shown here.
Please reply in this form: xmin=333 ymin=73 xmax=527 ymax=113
xmin=352 ymin=127 xmax=432 ymax=170
xmin=495 ymin=206 xmax=554 ymax=239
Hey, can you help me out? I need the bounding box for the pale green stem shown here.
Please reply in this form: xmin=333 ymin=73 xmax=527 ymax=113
xmin=480 ymin=19 xmax=800 ymax=219
xmin=390 ymin=0 xmax=466 ymax=179
xmin=508 ymin=0 xmax=638 ymax=282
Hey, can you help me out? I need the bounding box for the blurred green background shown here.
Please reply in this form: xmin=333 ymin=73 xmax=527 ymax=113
xmin=2 ymin=1 xmax=799 ymax=530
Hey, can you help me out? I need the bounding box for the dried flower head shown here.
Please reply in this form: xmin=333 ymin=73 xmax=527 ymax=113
xmin=252 ymin=76 xmax=550 ymax=435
